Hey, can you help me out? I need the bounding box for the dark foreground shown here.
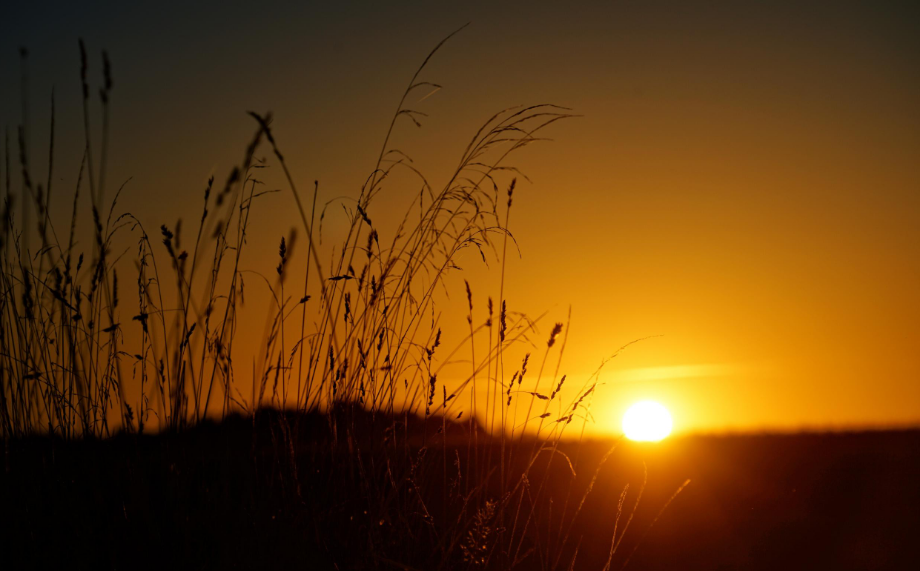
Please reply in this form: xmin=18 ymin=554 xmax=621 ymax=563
xmin=2 ymin=412 xmax=918 ymax=570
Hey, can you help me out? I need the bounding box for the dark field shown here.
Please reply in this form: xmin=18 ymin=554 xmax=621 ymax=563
xmin=3 ymin=412 xmax=917 ymax=570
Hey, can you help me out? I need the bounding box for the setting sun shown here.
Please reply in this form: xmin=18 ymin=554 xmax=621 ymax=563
xmin=623 ymin=401 xmax=673 ymax=442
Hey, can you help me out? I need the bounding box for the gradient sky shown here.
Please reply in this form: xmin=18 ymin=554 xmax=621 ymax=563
xmin=2 ymin=0 xmax=918 ymax=434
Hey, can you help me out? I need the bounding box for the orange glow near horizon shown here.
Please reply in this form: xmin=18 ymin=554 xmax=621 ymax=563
xmin=2 ymin=1 xmax=918 ymax=436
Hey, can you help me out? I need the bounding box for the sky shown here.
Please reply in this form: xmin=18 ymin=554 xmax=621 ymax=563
xmin=2 ymin=0 xmax=918 ymax=434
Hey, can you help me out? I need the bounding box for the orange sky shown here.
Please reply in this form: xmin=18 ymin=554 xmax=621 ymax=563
xmin=2 ymin=0 xmax=918 ymax=434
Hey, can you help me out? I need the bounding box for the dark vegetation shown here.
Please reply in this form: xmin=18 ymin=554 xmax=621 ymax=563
xmin=3 ymin=416 xmax=917 ymax=569
xmin=0 ymin=31 xmax=690 ymax=569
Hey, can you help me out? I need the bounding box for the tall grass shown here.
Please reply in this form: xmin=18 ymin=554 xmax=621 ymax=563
xmin=0 ymin=32 xmax=684 ymax=569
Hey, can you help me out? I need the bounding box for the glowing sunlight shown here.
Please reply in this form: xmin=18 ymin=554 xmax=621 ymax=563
xmin=622 ymin=401 xmax=673 ymax=442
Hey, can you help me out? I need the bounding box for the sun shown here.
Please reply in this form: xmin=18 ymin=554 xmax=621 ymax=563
xmin=622 ymin=401 xmax=673 ymax=442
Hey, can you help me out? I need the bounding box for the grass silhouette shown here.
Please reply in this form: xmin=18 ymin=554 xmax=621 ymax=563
xmin=0 ymin=31 xmax=683 ymax=569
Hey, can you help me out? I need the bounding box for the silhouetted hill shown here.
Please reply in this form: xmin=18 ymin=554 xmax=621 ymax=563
xmin=2 ymin=411 xmax=917 ymax=569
